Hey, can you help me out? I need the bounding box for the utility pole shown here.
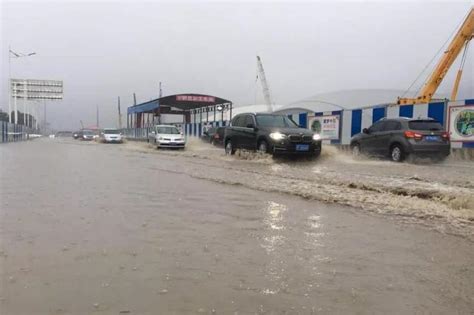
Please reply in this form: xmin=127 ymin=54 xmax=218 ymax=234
xmin=43 ymin=100 xmax=47 ymax=132
xmin=159 ymin=82 xmax=163 ymax=98
xmin=132 ymin=93 xmax=137 ymax=129
xmin=96 ymin=105 xmax=99 ymax=129
xmin=118 ymin=96 xmax=122 ymax=129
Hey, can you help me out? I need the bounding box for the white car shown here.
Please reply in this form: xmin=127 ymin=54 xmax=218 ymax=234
xmin=148 ymin=125 xmax=185 ymax=149
xmin=100 ymin=128 xmax=123 ymax=143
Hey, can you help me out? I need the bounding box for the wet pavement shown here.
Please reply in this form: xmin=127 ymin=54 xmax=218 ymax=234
xmin=1 ymin=138 xmax=474 ymax=314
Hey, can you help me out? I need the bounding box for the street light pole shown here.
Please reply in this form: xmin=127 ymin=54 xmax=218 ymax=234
xmin=13 ymin=82 xmax=18 ymax=124
xmin=8 ymin=48 xmax=36 ymax=125
xmin=23 ymin=80 xmax=28 ymax=127
xmin=8 ymin=45 xmax=12 ymax=123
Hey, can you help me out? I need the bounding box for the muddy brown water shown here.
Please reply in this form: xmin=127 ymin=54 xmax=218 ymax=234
xmin=1 ymin=139 xmax=473 ymax=314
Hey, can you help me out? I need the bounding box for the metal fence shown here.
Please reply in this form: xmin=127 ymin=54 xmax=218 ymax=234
xmin=123 ymin=121 xmax=226 ymax=141
xmin=0 ymin=121 xmax=36 ymax=143
xmin=123 ymin=127 xmax=153 ymax=140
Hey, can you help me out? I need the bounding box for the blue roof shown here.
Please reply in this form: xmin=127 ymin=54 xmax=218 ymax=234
xmin=127 ymin=99 xmax=159 ymax=114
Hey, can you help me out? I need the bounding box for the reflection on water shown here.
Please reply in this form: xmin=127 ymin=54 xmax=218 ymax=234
xmin=260 ymin=201 xmax=288 ymax=295
xmin=261 ymin=201 xmax=287 ymax=252
xmin=266 ymin=201 xmax=286 ymax=230
xmin=305 ymin=214 xmax=328 ymax=281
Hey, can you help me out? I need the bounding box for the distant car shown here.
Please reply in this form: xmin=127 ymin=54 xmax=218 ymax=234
xmin=99 ymin=128 xmax=123 ymax=143
xmin=55 ymin=131 xmax=73 ymax=137
xmin=147 ymin=125 xmax=185 ymax=149
xmin=350 ymin=118 xmax=450 ymax=162
xmin=201 ymin=127 xmax=225 ymax=146
xmin=224 ymin=113 xmax=322 ymax=157
xmin=201 ymin=127 xmax=217 ymax=142
xmin=210 ymin=127 xmax=226 ymax=146
xmin=81 ymin=130 xmax=95 ymax=141
xmin=73 ymin=131 xmax=82 ymax=139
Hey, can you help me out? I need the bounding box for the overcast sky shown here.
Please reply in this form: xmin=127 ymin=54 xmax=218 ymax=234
xmin=1 ymin=0 xmax=473 ymax=130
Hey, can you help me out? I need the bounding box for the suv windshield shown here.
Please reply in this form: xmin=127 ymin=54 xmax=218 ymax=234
xmin=156 ymin=126 xmax=180 ymax=134
xmin=408 ymin=120 xmax=443 ymax=131
xmin=104 ymin=129 xmax=120 ymax=134
xmin=83 ymin=130 xmax=94 ymax=135
xmin=256 ymin=115 xmax=298 ymax=128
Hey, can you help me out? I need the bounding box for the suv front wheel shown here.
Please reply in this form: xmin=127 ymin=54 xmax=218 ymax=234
xmin=225 ymin=140 xmax=236 ymax=155
xmin=257 ymin=140 xmax=270 ymax=154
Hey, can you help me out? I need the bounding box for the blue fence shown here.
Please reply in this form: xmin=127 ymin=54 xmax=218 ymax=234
xmin=0 ymin=121 xmax=34 ymax=143
xmin=284 ymin=99 xmax=474 ymax=149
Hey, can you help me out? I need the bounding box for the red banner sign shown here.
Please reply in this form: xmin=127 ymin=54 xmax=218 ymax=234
xmin=176 ymin=95 xmax=216 ymax=103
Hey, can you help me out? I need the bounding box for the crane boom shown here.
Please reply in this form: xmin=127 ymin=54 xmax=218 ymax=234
xmin=256 ymin=56 xmax=273 ymax=112
xmin=398 ymin=8 xmax=474 ymax=105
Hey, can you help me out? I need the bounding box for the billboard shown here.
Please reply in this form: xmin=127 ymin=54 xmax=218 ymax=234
xmin=308 ymin=114 xmax=340 ymax=140
xmin=11 ymin=79 xmax=63 ymax=100
xmin=448 ymin=105 xmax=474 ymax=142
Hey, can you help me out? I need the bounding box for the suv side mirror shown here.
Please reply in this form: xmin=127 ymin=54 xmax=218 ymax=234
xmin=246 ymin=123 xmax=255 ymax=129
xmin=363 ymin=128 xmax=370 ymax=134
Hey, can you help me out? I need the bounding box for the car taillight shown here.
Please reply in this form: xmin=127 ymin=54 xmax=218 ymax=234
xmin=404 ymin=130 xmax=423 ymax=140
xmin=441 ymin=132 xmax=450 ymax=140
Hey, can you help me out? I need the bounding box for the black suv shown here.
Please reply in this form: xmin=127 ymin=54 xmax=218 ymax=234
xmin=224 ymin=113 xmax=322 ymax=157
xmin=350 ymin=118 xmax=450 ymax=162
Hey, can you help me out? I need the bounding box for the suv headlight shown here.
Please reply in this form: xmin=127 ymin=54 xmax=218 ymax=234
xmin=313 ymin=134 xmax=321 ymax=141
xmin=269 ymin=132 xmax=287 ymax=141
xmin=158 ymin=136 xmax=163 ymax=140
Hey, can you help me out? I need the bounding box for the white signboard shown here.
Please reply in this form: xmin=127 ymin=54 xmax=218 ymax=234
xmin=308 ymin=114 xmax=340 ymax=140
xmin=448 ymin=105 xmax=474 ymax=142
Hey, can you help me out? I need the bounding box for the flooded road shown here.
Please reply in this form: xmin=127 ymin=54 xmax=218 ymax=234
xmin=1 ymin=139 xmax=474 ymax=314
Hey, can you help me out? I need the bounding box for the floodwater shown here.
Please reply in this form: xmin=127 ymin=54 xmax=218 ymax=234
xmin=1 ymin=138 xmax=473 ymax=314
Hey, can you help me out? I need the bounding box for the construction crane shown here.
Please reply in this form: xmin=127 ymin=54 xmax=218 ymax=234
xmin=256 ymin=55 xmax=274 ymax=112
xmin=398 ymin=7 xmax=474 ymax=105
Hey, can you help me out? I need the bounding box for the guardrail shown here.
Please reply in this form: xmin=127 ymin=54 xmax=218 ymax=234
xmin=0 ymin=121 xmax=37 ymax=143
